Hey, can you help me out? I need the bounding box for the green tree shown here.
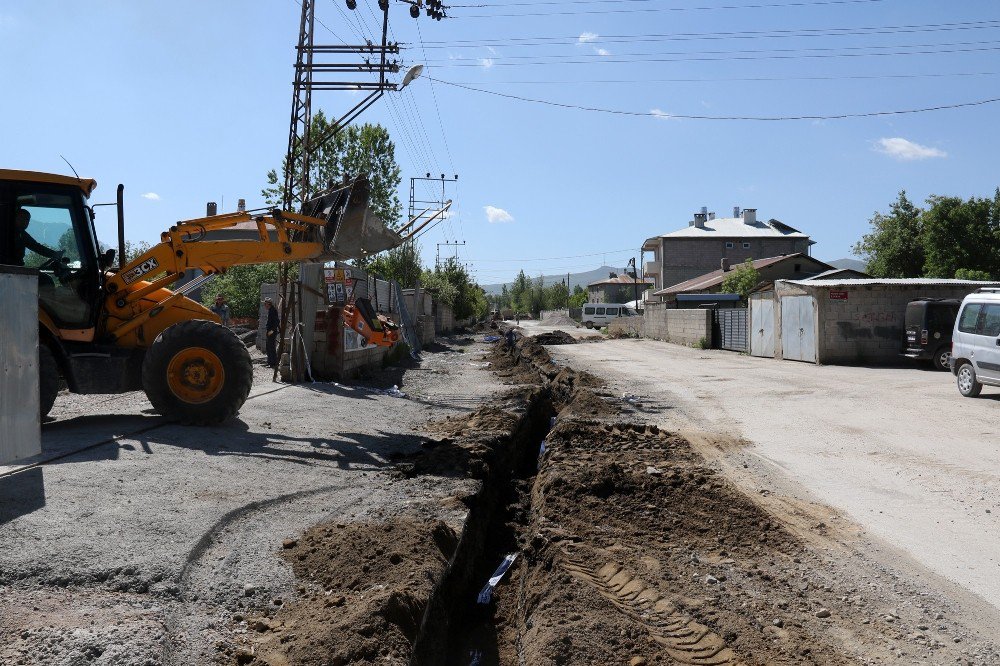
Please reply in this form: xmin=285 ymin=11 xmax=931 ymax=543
xmin=262 ymin=113 xmax=402 ymax=229
xmin=544 ymin=281 xmax=569 ymax=310
xmin=568 ymin=285 xmax=588 ymax=308
xmin=921 ymin=195 xmax=998 ymax=278
xmin=421 ymin=258 xmax=487 ymax=321
xmin=852 ymin=191 xmax=925 ymax=278
xmin=719 ymin=259 xmax=761 ymax=299
xmin=955 ymin=268 xmax=993 ymax=280
xmin=201 ymin=264 xmax=279 ymax=319
xmin=365 ymin=241 xmax=423 ymax=287
xmin=123 ymin=240 xmax=153 ymax=264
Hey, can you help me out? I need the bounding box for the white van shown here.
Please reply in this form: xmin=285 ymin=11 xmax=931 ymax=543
xmin=950 ymin=288 xmax=1000 ymax=397
xmin=581 ymin=302 xmax=638 ymax=329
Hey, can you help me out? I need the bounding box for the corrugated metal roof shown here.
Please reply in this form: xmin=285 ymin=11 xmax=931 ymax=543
xmin=780 ymin=278 xmax=1000 ymax=287
xmin=588 ymin=274 xmax=655 ymax=287
xmin=654 ymin=253 xmax=828 ymax=296
xmin=658 ymin=217 xmax=809 ymax=239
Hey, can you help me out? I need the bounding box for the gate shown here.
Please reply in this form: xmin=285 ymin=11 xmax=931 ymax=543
xmin=780 ymin=295 xmax=816 ymax=362
xmin=712 ymin=308 xmax=748 ymax=353
xmin=750 ymin=293 xmax=775 ymax=357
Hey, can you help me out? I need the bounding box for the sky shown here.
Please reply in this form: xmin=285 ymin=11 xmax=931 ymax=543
xmin=2 ymin=0 xmax=999 ymax=285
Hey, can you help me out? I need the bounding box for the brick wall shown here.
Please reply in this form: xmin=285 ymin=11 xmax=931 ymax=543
xmin=774 ymin=281 xmax=1000 ymax=365
xmin=641 ymin=303 xmax=711 ymax=346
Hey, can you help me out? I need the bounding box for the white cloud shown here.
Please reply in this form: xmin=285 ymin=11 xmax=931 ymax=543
xmin=595 ymin=48 xmax=611 ymax=56
xmin=578 ymin=32 xmax=598 ymax=43
xmin=650 ymin=108 xmax=675 ymax=121
xmin=874 ymin=137 xmax=946 ymax=161
xmin=479 ymin=57 xmax=494 ymax=69
xmin=141 ymin=192 xmax=161 ymax=201
xmin=484 ymin=206 xmax=514 ymax=224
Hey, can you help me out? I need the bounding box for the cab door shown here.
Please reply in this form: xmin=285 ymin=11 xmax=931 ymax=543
xmin=974 ymin=303 xmax=1000 ymax=383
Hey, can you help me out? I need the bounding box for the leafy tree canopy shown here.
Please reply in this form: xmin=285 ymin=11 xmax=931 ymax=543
xmin=719 ymin=259 xmax=761 ymax=298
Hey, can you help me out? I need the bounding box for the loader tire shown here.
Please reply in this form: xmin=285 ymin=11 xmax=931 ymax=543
xmin=39 ymin=344 xmax=60 ymax=420
xmin=142 ymin=320 xmax=253 ymax=425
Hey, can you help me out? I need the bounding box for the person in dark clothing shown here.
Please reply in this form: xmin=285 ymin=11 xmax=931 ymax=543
xmin=13 ymin=209 xmax=62 ymax=266
xmin=264 ymin=298 xmax=280 ymax=367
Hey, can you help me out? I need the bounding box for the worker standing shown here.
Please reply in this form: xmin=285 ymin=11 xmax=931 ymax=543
xmin=210 ymin=294 xmax=231 ymax=327
xmin=264 ymin=298 xmax=280 ymax=367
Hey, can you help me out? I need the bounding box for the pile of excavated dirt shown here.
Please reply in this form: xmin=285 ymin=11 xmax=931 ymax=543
xmin=225 ymin=518 xmax=458 ymax=666
xmin=532 ymin=330 xmax=577 ymax=345
xmin=540 ymin=311 xmax=582 ymax=329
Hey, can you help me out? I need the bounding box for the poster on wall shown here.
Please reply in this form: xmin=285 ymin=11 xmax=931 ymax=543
xmin=344 ymin=327 xmax=368 ymax=352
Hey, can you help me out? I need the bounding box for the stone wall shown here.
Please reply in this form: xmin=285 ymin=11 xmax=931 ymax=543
xmin=435 ymin=303 xmax=455 ymax=334
xmin=641 ymin=303 xmax=711 ymax=346
xmin=607 ymin=317 xmax=644 ymax=338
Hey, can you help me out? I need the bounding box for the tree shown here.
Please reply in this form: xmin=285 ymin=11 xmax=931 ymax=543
xmin=568 ymin=285 xmax=588 ymax=308
xmin=123 ymin=240 xmax=153 ymax=264
xmin=719 ymin=259 xmax=761 ymax=299
xmin=852 ymin=191 xmax=925 ymax=278
xmin=955 ymin=268 xmax=994 ymax=280
xmin=421 ymin=258 xmax=488 ymax=321
xmin=544 ymin=281 xmax=568 ymax=310
xmin=201 ymin=264 xmax=279 ymax=319
xmin=262 ymin=112 xmax=402 ymax=229
xmin=365 ymin=241 xmax=423 ymax=287
xmin=921 ymin=195 xmax=998 ymax=279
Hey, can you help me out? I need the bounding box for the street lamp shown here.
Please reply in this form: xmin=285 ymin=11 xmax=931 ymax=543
xmin=401 ymin=64 xmax=424 ymax=89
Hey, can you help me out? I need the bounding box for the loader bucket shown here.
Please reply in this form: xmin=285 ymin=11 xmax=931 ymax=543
xmin=303 ymin=177 xmax=403 ymax=262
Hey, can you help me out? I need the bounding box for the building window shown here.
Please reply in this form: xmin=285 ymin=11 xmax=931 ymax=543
xmin=725 ymin=242 xmax=734 ymax=249
xmin=742 ymin=242 xmax=751 ymax=249
xmin=794 ymin=263 xmax=801 ymax=272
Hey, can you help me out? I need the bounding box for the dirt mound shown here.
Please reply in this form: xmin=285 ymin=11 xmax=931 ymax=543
xmin=532 ymin=330 xmax=577 ymax=345
xmin=540 ymin=311 xmax=581 ymax=329
xmin=484 ymin=418 xmax=881 ymax=665
xmin=227 ymin=518 xmax=457 ymax=666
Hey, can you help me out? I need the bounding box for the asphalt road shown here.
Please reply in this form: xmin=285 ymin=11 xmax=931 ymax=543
xmin=548 ymin=338 xmax=1000 ymax=616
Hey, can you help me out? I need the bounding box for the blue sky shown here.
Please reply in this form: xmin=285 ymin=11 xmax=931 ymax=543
xmin=2 ymin=0 xmax=999 ymax=284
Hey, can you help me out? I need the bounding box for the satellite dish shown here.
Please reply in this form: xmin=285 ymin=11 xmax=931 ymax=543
xmin=401 ymin=64 xmax=424 ymax=89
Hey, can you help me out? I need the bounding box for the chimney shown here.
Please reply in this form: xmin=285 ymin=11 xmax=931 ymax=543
xmin=206 ymin=202 xmax=217 ymax=216
xmin=693 ymin=212 xmax=708 ymax=228
xmin=609 ymin=271 xmax=617 ymax=279
xmin=733 ymin=206 xmax=741 ymax=218
xmin=721 ymin=257 xmax=730 ymax=272
xmin=237 ymin=198 xmax=246 ymax=212
xmin=742 ymin=208 xmax=757 ymax=225
xmin=708 ymin=211 xmax=716 ymax=221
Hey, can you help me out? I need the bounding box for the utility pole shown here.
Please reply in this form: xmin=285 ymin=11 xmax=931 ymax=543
xmin=436 ymin=240 xmax=465 ymax=269
xmin=409 ymin=173 xmax=459 ymax=237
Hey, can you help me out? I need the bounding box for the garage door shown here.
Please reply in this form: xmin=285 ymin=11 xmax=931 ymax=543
xmin=781 ymin=295 xmax=816 ymax=363
xmin=750 ymin=296 xmax=775 ymax=357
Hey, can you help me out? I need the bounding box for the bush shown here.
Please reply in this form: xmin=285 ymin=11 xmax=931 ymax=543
xmin=695 ymin=336 xmax=710 ymax=349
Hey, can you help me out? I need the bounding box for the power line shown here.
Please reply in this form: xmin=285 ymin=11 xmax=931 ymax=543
xmin=432 ymin=71 xmax=1000 ymax=85
xmin=428 ymin=77 xmax=1000 ymax=121
xmin=425 ymin=43 xmax=1000 ymax=67
xmin=450 ymin=0 xmax=893 ymax=18
xmin=414 ymin=20 xmax=1000 ymax=48
xmin=466 ymin=248 xmax=639 ymax=262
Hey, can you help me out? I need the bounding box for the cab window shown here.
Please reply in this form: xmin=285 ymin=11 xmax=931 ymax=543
xmin=958 ymin=304 xmax=982 ymax=333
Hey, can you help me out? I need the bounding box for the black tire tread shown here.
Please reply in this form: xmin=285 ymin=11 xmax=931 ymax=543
xmin=39 ymin=344 xmax=60 ymax=419
xmin=142 ymin=320 xmax=253 ymax=424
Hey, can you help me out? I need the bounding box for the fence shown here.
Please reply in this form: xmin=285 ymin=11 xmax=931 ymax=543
xmin=712 ymin=308 xmax=749 ymax=353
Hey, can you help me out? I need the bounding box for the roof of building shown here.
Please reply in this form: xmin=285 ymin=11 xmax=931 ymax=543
xmin=652 ymin=216 xmax=811 ymax=240
xmin=780 ymin=278 xmax=1000 ymax=287
xmin=588 ymin=274 xmax=655 ymax=287
xmin=654 ymin=253 xmax=832 ymax=296
xmin=809 ymin=268 xmax=870 ymax=280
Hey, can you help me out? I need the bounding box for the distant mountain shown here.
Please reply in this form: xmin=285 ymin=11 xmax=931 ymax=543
xmin=825 ymin=258 xmax=868 ymax=272
xmin=480 ymin=265 xmax=626 ymax=295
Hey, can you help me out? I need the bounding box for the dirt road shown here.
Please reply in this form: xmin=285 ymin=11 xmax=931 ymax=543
xmin=547 ymin=338 xmax=1000 ymax=625
xmin=0 ymin=339 xmax=499 ymax=665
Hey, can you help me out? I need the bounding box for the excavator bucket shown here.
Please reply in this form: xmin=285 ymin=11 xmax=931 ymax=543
xmin=303 ymin=177 xmax=403 ymax=262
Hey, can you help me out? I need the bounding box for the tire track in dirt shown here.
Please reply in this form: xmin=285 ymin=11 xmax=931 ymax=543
xmin=560 ymin=546 xmax=743 ymax=666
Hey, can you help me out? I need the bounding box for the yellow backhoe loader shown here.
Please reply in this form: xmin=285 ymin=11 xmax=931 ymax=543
xmin=1 ymin=169 xmax=402 ymax=424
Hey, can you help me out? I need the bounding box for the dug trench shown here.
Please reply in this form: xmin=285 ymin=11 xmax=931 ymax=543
xmin=230 ymin=333 xmax=975 ymax=665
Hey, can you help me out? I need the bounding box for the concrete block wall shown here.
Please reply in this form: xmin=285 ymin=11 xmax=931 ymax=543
xmin=435 ymin=303 xmax=455 ymax=334
xmin=607 ymin=317 xmax=644 ymax=338
xmin=775 ymin=281 xmax=1000 ymax=365
xmin=642 ymin=303 xmax=711 ymax=346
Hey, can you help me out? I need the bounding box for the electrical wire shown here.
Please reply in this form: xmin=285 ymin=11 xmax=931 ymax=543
xmin=450 ymin=0 xmax=893 ymax=18
xmin=433 ymin=71 xmax=1000 ymax=84
xmin=428 ymin=77 xmax=1000 ymax=121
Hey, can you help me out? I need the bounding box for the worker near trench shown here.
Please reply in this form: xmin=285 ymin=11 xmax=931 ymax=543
xmin=264 ymin=298 xmax=279 ymax=367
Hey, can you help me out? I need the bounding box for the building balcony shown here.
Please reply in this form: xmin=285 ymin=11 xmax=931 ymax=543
xmin=644 ymin=260 xmax=661 ymax=277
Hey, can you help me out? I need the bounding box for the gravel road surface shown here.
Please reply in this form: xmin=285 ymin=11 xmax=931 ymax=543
xmin=547 ymin=339 xmax=1000 ymax=625
xmin=0 ymin=338 xmax=498 ymax=665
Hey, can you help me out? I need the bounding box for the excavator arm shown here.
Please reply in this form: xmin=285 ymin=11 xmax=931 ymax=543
xmin=101 ymin=178 xmax=402 ymax=348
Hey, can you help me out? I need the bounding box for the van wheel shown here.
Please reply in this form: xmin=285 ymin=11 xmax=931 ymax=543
xmin=933 ymin=347 xmax=951 ymax=371
xmin=956 ymin=362 xmax=982 ymax=397
xmin=584 ymin=321 xmax=593 ymax=329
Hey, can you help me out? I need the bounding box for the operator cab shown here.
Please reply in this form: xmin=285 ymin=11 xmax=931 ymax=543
xmin=0 ymin=171 xmax=103 ymax=333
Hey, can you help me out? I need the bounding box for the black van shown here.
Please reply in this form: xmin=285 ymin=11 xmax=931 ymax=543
xmin=902 ymin=298 xmax=961 ymax=370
